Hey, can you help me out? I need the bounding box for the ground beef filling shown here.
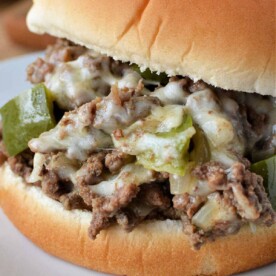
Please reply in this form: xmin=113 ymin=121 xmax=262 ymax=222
xmin=1 ymin=39 xmax=275 ymax=249
xmin=26 ymin=39 xmax=87 ymax=83
xmin=4 ymin=146 xmax=275 ymax=248
xmin=173 ymin=161 xmax=275 ymax=248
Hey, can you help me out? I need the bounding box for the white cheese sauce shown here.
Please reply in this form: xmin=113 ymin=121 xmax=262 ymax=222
xmin=186 ymin=89 xmax=245 ymax=166
xmin=28 ymin=102 xmax=112 ymax=161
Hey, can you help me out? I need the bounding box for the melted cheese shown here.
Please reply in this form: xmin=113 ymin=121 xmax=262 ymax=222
xmin=46 ymin=153 xmax=80 ymax=183
xmin=90 ymin=164 xmax=156 ymax=196
xmin=186 ymin=89 xmax=244 ymax=166
xmin=29 ymin=103 xmax=112 ymax=161
xmin=93 ymin=95 xmax=160 ymax=134
xmin=152 ymin=81 xmax=188 ymax=104
xmin=117 ymin=70 xmax=142 ymax=90
xmin=45 ymin=56 xmax=111 ymax=110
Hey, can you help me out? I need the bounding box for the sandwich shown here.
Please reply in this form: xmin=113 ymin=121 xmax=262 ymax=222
xmin=0 ymin=0 xmax=275 ymax=275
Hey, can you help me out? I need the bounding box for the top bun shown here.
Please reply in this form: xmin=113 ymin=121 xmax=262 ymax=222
xmin=27 ymin=0 xmax=275 ymax=96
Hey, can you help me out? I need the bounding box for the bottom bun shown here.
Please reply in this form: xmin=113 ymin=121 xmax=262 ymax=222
xmin=0 ymin=163 xmax=275 ymax=276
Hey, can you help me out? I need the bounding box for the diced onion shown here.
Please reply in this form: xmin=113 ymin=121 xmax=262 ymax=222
xmin=170 ymin=169 xmax=196 ymax=195
xmin=192 ymin=193 xmax=237 ymax=231
xmin=28 ymin=153 xmax=46 ymax=183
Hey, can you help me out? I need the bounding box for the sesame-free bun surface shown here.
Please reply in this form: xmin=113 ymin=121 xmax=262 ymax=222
xmin=27 ymin=0 xmax=275 ymax=96
xmin=0 ymin=163 xmax=275 ymax=276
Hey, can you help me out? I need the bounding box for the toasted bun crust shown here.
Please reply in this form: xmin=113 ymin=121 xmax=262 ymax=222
xmin=0 ymin=163 xmax=275 ymax=276
xmin=26 ymin=0 xmax=275 ymax=97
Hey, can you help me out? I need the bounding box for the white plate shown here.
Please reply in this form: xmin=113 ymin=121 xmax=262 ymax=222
xmin=0 ymin=54 xmax=275 ymax=276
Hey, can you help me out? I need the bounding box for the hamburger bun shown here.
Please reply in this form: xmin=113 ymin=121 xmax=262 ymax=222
xmin=0 ymin=163 xmax=275 ymax=276
xmin=0 ymin=1 xmax=275 ymax=275
xmin=27 ymin=0 xmax=275 ymax=96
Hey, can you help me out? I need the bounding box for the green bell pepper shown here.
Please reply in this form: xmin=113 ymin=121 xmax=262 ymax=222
xmin=251 ymin=155 xmax=276 ymax=210
xmin=0 ymin=84 xmax=56 ymax=156
xmin=131 ymin=64 xmax=169 ymax=85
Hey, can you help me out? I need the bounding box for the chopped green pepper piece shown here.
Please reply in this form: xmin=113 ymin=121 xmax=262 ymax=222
xmin=251 ymin=155 xmax=276 ymax=210
xmin=190 ymin=126 xmax=211 ymax=164
xmin=136 ymin=115 xmax=195 ymax=175
xmin=0 ymin=84 xmax=56 ymax=156
xmin=131 ymin=64 xmax=169 ymax=85
xmin=112 ymin=106 xmax=195 ymax=175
